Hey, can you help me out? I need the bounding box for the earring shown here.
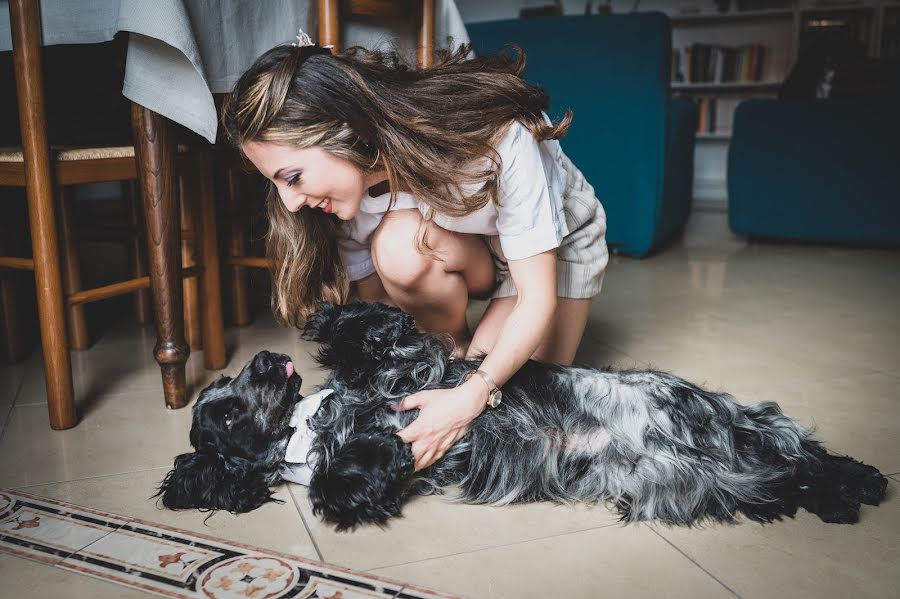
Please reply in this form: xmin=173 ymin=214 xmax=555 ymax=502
xmin=369 ymin=149 xmax=381 ymax=170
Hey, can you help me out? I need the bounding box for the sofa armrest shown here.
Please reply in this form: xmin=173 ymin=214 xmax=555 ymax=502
xmin=655 ymin=97 xmax=698 ymax=248
xmin=728 ymin=99 xmax=900 ymax=243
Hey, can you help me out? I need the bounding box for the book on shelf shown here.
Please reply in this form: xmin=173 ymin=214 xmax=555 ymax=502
xmin=694 ymin=96 xmax=743 ymax=136
xmin=674 ymin=43 xmax=768 ymax=84
xmin=798 ymin=10 xmax=872 ymax=54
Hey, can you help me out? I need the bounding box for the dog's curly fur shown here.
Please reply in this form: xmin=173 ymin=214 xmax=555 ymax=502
xmin=158 ymin=302 xmax=888 ymax=530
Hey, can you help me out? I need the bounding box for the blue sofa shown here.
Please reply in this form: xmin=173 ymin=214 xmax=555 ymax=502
xmin=728 ymin=99 xmax=900 ymax=244
xmin=467 ymin=13 xmax=697 ymax=257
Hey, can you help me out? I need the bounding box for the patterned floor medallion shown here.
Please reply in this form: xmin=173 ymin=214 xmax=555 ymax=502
xmin=0 ymin=489 xmax=457 ymax=599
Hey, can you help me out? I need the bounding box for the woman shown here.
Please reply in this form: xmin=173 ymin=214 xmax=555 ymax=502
xmin=223 ymin=32 xmax=608 ymax=472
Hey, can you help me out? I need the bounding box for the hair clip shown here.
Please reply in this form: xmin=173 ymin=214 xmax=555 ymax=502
xmin=292 ymin=29 xmax=314 ymax=47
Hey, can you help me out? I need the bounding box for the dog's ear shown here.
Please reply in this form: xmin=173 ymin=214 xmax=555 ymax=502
xmin=309 ymin=433 xmax=415 ymax=531
xmin=205 ymin=375 xmax=233 ymax=391
xmin=156 ymin=451 xmax=277 ymax=514
xmin=301 ymin=302 xmax=340 ymax=342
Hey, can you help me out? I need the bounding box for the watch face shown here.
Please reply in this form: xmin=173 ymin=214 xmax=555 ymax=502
xmin=488 ymin=390 xmax=502 ymax=408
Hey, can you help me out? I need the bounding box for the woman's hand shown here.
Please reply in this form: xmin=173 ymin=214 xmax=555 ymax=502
xmin=396 ymin=378 xmax=488 ymax=471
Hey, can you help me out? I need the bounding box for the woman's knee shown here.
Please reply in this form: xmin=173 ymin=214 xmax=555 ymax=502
xmin=371 ymin=210 xmax=433 ymax=290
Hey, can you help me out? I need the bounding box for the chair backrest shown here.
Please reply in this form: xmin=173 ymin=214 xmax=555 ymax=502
xmin=318 ymin=0 xmax=435 ymax=67
xmin=467 ymin=13 xmax=674 ymax=255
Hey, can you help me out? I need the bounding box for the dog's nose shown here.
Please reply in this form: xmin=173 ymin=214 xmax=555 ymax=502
xmin=252 ymin=351 xmax=275 ymax=375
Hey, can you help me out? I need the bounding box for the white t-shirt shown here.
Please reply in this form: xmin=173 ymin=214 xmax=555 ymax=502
xmin=338 ymin=120 xmax=571 ymax=282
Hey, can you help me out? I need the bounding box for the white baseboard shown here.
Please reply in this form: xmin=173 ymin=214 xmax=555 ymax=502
xmin=693 ymin=177 xmax=727 ymax=201
xmin=692 ymin=198 xmax=728 ymax=213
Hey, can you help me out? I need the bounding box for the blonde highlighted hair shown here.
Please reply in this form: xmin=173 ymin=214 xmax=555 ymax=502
xmin=223 ymin=43 xmax=570 ymax=326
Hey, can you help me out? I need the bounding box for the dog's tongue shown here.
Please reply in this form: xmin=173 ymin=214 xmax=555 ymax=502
xmin=285 ymin=361 xmax=294 ymax=379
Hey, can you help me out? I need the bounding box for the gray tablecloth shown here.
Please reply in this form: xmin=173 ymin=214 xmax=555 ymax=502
xmin=1 ymin=0 xmax=469 ymax=142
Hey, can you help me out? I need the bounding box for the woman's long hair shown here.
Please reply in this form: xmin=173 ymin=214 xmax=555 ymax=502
xmin=223 ymin=42 xmax=571 ymax=326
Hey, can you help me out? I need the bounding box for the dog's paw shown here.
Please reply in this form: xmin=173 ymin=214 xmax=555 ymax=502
xmin=309 ymin=433 xmax=414 ymax=531
xmin=301 ymin=302 xmax=340 ymax=342
xmin=858 ymin=472 xmax=889 ymax=506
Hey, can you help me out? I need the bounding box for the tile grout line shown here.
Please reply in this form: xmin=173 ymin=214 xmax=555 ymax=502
xmin=365 ymin=521 xmax=624 ymax=573
xmin=646 ymin=525 xmax=743 ymax=599
xmin=287 ymin=486 xmax=325 ymax=563
xmin=10 ymin=358 xmax=32 ymax=410
xmin=53 ymin=518 xmax=131 ymax=571
xmin=0 ymin=405 xmax=12 ymax=446
xmin=0 ymin=369 xmax=27 ymax=443
xmin=10 ymin=465 xmax=175 ymax=491
xmin=12 ymin=382 xmax=181 ymax=409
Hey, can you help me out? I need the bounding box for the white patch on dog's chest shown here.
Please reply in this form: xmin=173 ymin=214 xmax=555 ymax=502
xmin=281 ymin=388 xmax=333 ymax=485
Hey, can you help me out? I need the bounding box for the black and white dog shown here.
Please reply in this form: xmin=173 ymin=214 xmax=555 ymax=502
xmin=158 ymin=302 xmax=888 ymax=530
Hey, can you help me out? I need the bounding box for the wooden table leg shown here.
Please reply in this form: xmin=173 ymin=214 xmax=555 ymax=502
xmin=131 ymin=103 xmax=189 ymax=410
xmin=10 ymin=0 xmax=76 ymax=429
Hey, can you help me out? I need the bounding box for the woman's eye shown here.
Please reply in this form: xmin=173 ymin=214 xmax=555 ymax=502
xmin=286 ymin=174 xmax=300 ymax=187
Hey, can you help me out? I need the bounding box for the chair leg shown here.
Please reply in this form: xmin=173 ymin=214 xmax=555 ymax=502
xmin=225 ymin=166 xmax=251 ymax=326
xmin=10 ymin=0 xmax=76 ymax=429
xmin=318 ymin=0 xmax=340 ymax=50
xmin=0 ymin=202 xmax=30 ymax=363
xmin=195 ymin=149 xmax=225 ymax=370
xmin=57 ymin=186 xmax=91 ymax=351
xmin=0 ymin=273 xmax=28 ymax=363
xmin=125 ymin=181 xmax=153 ymax=324
xmin=131 ymin=102 xmax=189 ymax=410
xmin=179 ymin=170 xmax=203 ymax=352
xmin=416 ymin=0 xmax=435 ymax=68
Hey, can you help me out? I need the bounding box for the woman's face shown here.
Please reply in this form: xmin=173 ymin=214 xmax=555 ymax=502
xmin=242 ymin=141 xmax=381 ymax=220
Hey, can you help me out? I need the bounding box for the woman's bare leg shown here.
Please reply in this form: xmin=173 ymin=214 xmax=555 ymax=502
xmin=355 ymin=272 xmax=395 ymax=306
xmin=371 ymin=209 xmax=495 ymax=353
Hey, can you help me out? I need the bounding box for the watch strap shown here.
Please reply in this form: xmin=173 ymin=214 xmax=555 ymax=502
xmin=472 ymin=370 xmax=500 ymax=395
xmin=466 ymin=369 xmax=501 ymax=407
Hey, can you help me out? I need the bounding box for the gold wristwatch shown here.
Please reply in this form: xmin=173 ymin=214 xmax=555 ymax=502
xmin=464 ymin=369 xmax=503 ymax=408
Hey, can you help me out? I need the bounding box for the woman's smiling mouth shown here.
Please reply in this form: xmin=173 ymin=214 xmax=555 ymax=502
xmin=312 ymin=198 xmax=332 ymax=213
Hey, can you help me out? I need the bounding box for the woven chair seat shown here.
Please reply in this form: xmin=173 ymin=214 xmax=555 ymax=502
xmin=0 ymin=145 xmax=188 ymax=163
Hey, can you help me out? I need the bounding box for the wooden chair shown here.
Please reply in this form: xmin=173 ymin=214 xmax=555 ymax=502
xmin=317 ymin=0 xmax=436 ymax=67
xmin=221 ymin=0 xmax=437 ymax=326
xmin=0 ymin=0 xmax=225 ymax=429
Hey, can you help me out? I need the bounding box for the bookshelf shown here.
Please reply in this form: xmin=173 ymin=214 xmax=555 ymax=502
xmin=671 ymin=8 xmax=795 ymax=139
xmin=667 ymin=0 xmax=900 ymax=204
xmin=672 ymin=81 xmax=783 ymax=91
xmin=670 ymin=8 xmax=795 ymax=26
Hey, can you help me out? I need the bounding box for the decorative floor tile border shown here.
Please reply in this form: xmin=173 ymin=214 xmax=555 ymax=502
xmin=0 ymin=489 xmax=459 ymax=599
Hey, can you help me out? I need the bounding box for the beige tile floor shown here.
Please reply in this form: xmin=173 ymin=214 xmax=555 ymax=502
xmin=1 ymin=212 xmax=898 ymax=598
